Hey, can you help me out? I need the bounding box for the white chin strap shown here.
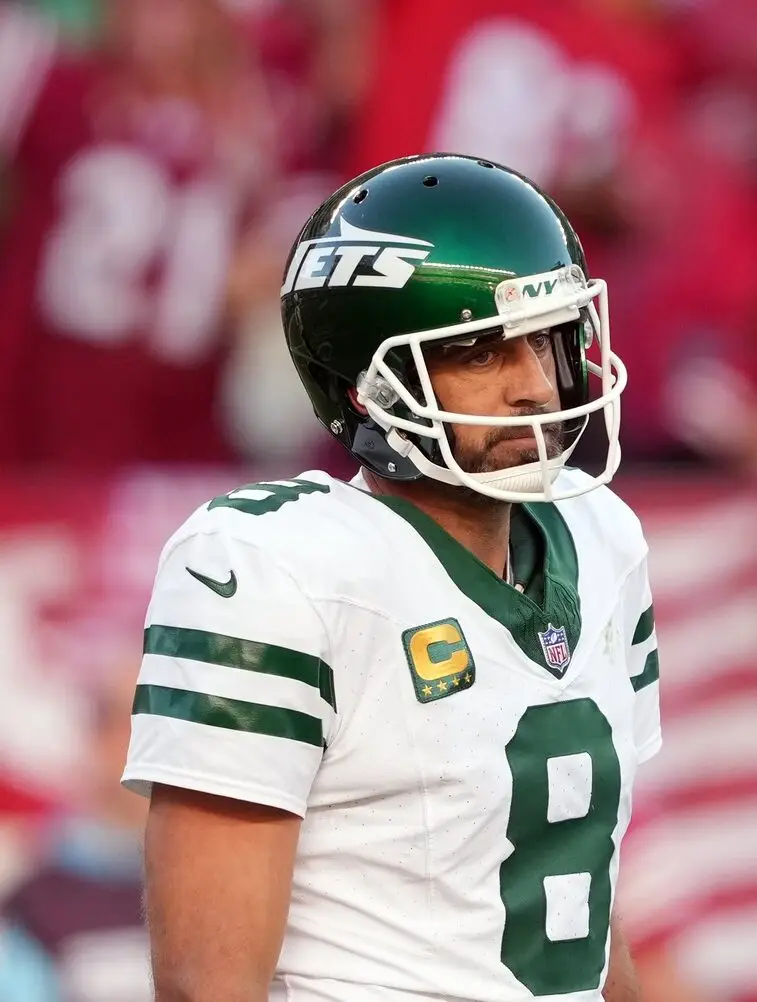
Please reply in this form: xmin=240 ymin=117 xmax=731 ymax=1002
xmin=385 ymin=420 xmax=584 ymax=503
xmin=356 ymin=268 xmax=626 ymax=504
xmin=411 ymin=443 xmax=566 ymax=495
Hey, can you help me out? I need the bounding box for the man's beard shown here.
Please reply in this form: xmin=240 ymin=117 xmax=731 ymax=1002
xmin=455 ymin=418 xmax=566 ymax=475
xmin=429 ymin=417 xmax=566 ymax=509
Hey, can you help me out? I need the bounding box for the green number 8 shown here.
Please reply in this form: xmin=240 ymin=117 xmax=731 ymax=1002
xmin=501 ymin=699 xmax=622 ymax=995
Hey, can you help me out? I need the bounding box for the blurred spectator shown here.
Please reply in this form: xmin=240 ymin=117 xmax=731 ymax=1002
xmin=222 ymin=0 xmax=373 ymax=470
xmin=669 ymin=0 xmax=757 ymax=182
xmin=0 ymin=660 xmax=150 ymax=1002
xmin=0 ymin=0 xmax=291 ymax=466
xmin=31 ymin=0 xmax=99 ymax=46
xmin=348 ymin=0 xmax=757 ymax=473
xmin=350 ymin=0 xmax=679 ymax=199
xmin=576 ymin=120 xmax=757 ymax=474
xmin=636 ymin=0 xmax=757 ymax=474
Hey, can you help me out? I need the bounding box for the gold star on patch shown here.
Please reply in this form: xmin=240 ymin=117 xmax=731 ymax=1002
xmin=437 ymin=680 xmax=448 ymax=693
xmin=422 ymin=685 xmax=433 ymax=698
xmin=464 ymin=673 xmax=472 ymax=684
xmin=451 ymin=676 xmax=460 ymax=687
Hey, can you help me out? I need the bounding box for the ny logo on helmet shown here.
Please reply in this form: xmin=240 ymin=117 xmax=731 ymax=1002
xmin=523 ymin=279 xmax=558 ymax=298
xmin=500 ymin=278 xmax=559 ymax=304
xmin=281 ymin=219 xmax=433 ymax=294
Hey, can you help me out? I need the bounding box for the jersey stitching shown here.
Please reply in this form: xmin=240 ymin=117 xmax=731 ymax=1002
xmin=158 ymin=508 xmax=652 ymax=731
xmin=122 ymin=764 xmax=308 ymax=818
xmin=388 ymin=624 xmax=437 ymax=955
xmin=635 ymin=731 xmax=662 ymax=764
xmin=344 ymin=488 xmax=653 ymax=689
xmin=316 ymin=595 xmax=570 ymax=694
xmin=569 ymin=550 xmax=650 ymax=668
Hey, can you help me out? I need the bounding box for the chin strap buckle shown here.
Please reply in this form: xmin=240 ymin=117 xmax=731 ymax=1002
xmin=386 ymin=428 xmax=414 ymax=458
xmin=357 ymin=370 xmax=400 ymax=409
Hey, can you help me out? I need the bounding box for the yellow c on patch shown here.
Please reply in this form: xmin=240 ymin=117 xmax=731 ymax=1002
xmin=402 ymin=618 xmax=475 ymax=704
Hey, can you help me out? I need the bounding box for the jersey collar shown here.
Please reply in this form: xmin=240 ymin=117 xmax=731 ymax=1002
xmin=355 ymin=480 xmax=581 ymax=678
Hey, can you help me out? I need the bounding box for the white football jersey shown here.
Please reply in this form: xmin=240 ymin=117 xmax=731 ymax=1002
xmin=123 ymin=468 xmax=661 ymax=1002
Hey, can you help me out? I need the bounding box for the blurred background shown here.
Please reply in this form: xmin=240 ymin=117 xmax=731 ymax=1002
xmin=0 ymin=0 xmax=753 ymax=999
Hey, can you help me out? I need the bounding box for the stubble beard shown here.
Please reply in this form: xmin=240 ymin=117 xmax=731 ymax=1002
xmin=435 ymin=420 xmax=566 ymax=509
xmin=457 ymin=421 xmax=565 ymax=473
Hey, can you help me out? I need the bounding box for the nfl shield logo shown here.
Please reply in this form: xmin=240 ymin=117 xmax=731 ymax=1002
xmin=538 ymin=623 xmax=571 ymax=676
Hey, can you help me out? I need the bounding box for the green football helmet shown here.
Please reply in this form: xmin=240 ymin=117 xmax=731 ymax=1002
xmin=281 ymin=154 xmax=626 ymax=502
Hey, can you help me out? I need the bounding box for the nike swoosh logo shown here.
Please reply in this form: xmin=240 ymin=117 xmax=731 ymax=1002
xmin=186 ymin=567 xmax=238 ymax=598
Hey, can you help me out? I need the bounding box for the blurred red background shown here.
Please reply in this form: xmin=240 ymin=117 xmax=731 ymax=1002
xmin=0 ymin=1 xmax=754 ymax=1000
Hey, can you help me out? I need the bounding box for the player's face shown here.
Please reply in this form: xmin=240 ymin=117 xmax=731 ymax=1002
xmin=425 ymin=331 xmax=564 ymax=474
xmin=109 ymin=0 xmax=223 ymax=71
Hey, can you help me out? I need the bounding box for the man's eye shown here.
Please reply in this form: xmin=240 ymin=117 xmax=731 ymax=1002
xmin=529 ymin=332 xmax=552 ymax=353
xmin=467 ymin=349 xmax=498 ymax=367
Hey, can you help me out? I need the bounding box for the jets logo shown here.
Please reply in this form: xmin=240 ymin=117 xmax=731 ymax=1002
xmin=281 ymin=219 xmax=433 ymax=294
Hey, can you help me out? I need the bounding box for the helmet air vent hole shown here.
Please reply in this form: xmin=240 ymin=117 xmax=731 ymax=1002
xmin=478 ymin=160 xmax=494 ymax=168
xmin=422 ymin=176 xmax=439 ymax=187
xmin=353 ymin=188 xmax=368 ymax=204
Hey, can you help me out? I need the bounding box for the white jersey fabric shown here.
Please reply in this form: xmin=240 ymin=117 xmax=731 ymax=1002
xmin=123 ymin=467 xmax=661 ymax=1002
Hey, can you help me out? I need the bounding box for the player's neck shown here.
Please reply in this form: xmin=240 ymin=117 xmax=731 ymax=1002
xmin=362 ymin=471 xmax=512 ymax=579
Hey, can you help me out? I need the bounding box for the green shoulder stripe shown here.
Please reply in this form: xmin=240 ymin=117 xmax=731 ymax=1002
xmin=631 ymin=649 xmax=659 ymax=692
xmin=144 ymin=625 xmax=336 ymax=710
xmin=632 ymin=605 xmax=655 ymax=646
xmin=133 ymin=684 xmax=324 ymax=747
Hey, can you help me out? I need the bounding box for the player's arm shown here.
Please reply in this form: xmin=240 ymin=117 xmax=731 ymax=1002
xmin=146 ymin=786 xmax=299 ymax=1002
xmin=603 ymin=915 xmax=642 ymax=1002
xmin=123 ymin=506 xmax=335 ymax=1001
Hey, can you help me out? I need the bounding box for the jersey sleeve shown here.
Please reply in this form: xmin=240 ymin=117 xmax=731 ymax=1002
xmin=622 ymin=553 xmax=662 ymax=764
xmin=122 ymin=519 xmax=335 ymax=818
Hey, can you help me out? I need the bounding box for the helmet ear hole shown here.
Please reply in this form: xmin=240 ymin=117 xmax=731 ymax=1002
xmin=552 ymin=320 xmax=589 ymax=415
xmin=347 ymin=387 xmax=369 ymax=416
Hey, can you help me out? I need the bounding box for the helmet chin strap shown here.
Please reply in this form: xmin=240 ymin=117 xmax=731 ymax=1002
xmin=467 ymin=457 xmax=565 ymax=495
xmin=385 ymin=427 xmax=569 ymax=500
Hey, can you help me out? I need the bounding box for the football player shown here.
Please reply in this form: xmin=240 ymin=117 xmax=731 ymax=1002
xmin=123 ymin=154 xmax=661 ymax=1002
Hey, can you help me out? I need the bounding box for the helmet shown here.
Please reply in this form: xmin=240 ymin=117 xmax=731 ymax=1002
xmin=281 ymin=153 xmax=626 ymax=502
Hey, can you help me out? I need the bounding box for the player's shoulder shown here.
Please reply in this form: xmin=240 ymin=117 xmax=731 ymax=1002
xmin=553 ymin=467 xmax=648 ymax=576
xmin=160 ymin=470 xmax=390 ymax=584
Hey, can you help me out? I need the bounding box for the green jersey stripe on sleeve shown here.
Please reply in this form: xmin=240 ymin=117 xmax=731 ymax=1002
xmin=144 ymin=625 xmax=336 ymax=710
xmin=632 ymin=605 xmax=655 ymax=646
xmin=133 ymin=684 xmax=324 ymax=747
xmin=630 ymin=649 xmax=659 ymax=692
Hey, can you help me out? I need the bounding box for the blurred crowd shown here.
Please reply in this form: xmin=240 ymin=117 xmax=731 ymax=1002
xmin=0 ymin=0 xmax=754 ymax=1000
xmin=0 ymin=0 xmax=754 ymax=475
